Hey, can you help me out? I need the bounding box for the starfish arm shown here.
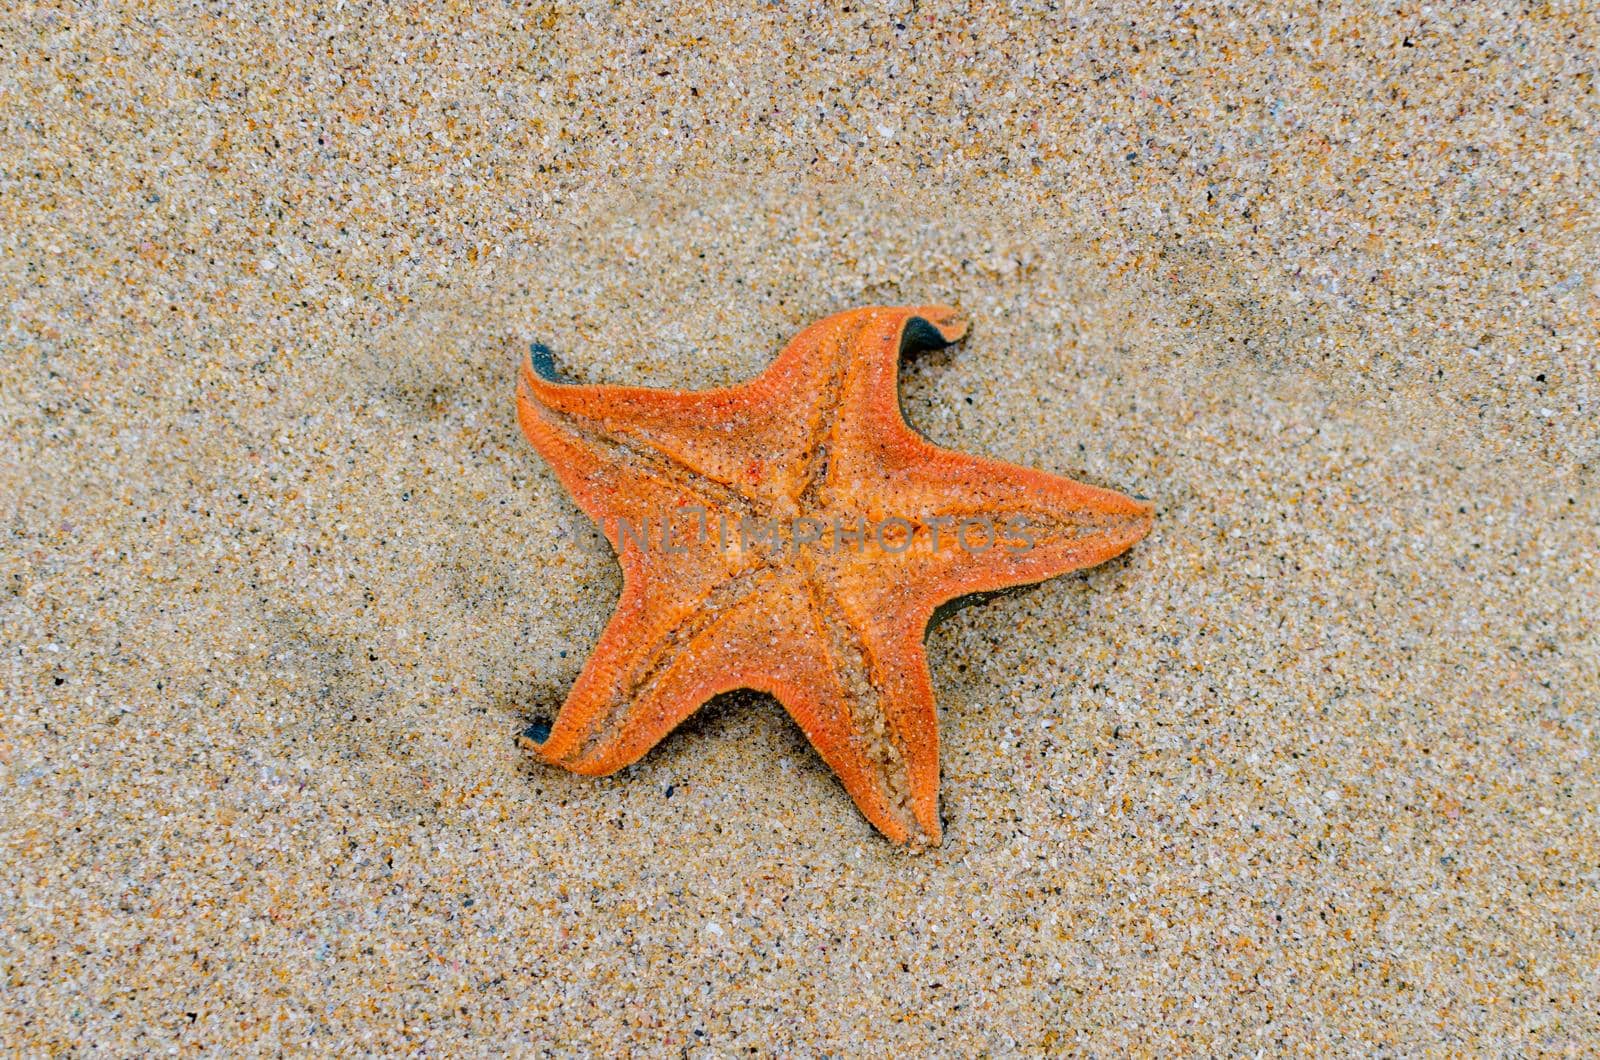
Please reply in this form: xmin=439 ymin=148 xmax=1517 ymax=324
xmin=519 ymin=355 xmax=772 ymax=509
xmin=862 ymin=437 xmax=1154 ymax=610
xmin=775 ymin=588 xmax=943 ymax=846
xmin=810 ymin=304 xmax=1152 ymax=606
xmin=758 ymin=305 xmax=967 ymax=505
xmin=527 ymin=551 xmax=764 ymax=772
xmin=516 ymin=311 xmax=923 ymax=504
xmin=819 ymin=304 xmax=972 ymax=490
xmin=518 ymin=357 xmax=756 ymax=541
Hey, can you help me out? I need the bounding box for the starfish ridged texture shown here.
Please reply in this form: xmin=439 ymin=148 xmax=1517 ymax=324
xmin=516 ymin=305 xmax=1153 ymax=845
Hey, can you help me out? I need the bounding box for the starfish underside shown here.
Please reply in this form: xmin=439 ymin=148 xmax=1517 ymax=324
xmin=516 ymin=305 xmax=1153 ymax=845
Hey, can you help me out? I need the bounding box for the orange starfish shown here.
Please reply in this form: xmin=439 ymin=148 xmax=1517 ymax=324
xmin=516 ymin=305 xmax=1152 ymax=845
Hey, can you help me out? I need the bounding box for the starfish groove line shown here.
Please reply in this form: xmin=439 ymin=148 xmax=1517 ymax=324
xmin=515 ymin=304 xmax=1154 ymax=845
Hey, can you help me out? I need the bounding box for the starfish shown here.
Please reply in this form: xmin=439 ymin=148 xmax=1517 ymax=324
xmin=516 ymin=305 xmax=1152 ymax=845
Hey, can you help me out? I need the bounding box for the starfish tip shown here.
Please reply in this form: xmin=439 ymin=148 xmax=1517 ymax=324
xmin=903 ymin=304 xmax=969 ymax=349
xmin=516 ymin=718 xmax=552 ymax=750
xmin=1129 ymin=495 xmax=1156 ymax=527
xmin=527 ymin=341 xmax=565 ymax=384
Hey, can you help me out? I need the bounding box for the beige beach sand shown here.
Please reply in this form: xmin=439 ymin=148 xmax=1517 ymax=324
xmin=3 ymin=2 xmax=1597 ymax=1052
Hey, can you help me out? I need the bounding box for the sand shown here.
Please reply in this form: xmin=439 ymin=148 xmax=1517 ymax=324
xmin=3 ymin=1 xmax=1597 ymax=1052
